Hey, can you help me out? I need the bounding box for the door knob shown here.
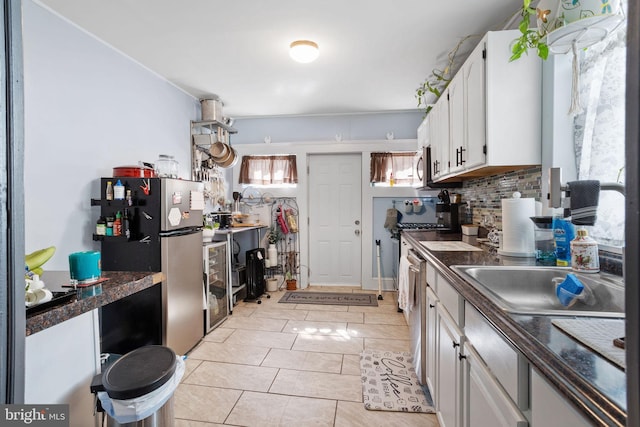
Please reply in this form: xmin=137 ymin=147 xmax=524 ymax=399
xmin=355 ymin=229 xmax=360 ymax=236
xmin=355 ymin=220 xmax=360 ymax=225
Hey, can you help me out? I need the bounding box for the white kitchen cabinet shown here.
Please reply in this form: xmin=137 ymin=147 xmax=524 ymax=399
xmin=25 ymin=310 xmax=100 ymax=427
xmin=429 ymin=96 xmax=450 ymax=179
xmin=436 ymin=271 xmax=464 ymax=326
xmin=464 ymin=302 xmax=528 ymax=409
xmin=531 ymin=368 xmax=591 ymax=427
xmin=426 ymin=264 xmax=528 ymax=427
xmin=428 ymin=29 xmax=541 ymax=182
xmin=426 ymin=285 xmax=439 ymax=399
xmin=437 ymin=305 xmax=464 ymax=427
xmin=464 ymin=344 xmax=528 ymax=427
xmin=448 ymin=74 xmax=465 ymax=175
xmin=461 ymin=41 xmax=486 ymax=171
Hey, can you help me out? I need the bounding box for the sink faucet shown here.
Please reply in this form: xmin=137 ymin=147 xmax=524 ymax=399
xmin=548 ymin=167 xmax=625 ymax=209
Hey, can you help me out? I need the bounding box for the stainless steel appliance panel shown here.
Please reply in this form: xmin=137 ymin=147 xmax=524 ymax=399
xmin=407 ymin=249 xmax=427 ymax=385
xmin=203 ymin=241 xmax=229 ymax=333
xmin=162 ymin=230 xmax=204 ymax=354
xmin=160 ymin=178 xmax=204 ymax=231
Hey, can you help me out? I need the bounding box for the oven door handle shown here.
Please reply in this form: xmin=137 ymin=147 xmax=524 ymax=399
xmin=407 ymin=249 xmax=424 ymax=267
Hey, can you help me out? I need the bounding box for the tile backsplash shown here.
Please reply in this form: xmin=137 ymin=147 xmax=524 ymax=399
xmin=457 ymin=166 xmax=542 ymax=229
xmin=454 ymin=166 xmax=622 ymax=276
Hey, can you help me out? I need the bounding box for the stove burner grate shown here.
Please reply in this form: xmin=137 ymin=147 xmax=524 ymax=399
xmin=397 ymin=223 xmax=447 ymax=230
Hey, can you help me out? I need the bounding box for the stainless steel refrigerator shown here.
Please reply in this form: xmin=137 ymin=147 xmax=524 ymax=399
xmin=99 ymin=177 xmax=205 ymax=355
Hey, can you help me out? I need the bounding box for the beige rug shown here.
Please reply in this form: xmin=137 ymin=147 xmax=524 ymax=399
xmin=279 ymin=291 xmax=378 ymax=306
xmin=360 ymin=349 xmax=435 ymax=413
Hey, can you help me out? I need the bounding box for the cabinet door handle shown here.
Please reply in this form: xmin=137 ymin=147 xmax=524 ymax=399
xmin=458 ymin=353 xmax=467 ymax=361
xmin=452 ymin=341 xmax=459 ymax=348
xmin=429 ymin=304 xmax=435 ymax=308
xmin=460 ymin=147 xmax=466 ymax=165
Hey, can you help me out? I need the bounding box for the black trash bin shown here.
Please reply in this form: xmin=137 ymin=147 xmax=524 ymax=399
xmin=91 ymin=345 xmax=183 ymax=427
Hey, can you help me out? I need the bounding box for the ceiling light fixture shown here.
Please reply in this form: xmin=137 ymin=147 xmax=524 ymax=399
xmin=289 ymin=40 xmax=319 ymax=63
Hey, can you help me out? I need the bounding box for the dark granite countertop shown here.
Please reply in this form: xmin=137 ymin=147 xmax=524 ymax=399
xmin=404 ymin=230 xmax=626 ymax=427
xmin=26 ymin=271 xmax=163 ymax=336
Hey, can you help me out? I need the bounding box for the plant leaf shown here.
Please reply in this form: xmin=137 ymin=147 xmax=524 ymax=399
xmin=538 ymin=44 xmax=549 ymax=60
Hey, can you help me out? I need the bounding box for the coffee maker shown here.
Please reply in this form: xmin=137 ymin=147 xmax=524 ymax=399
xmin=436 ymin=190 xmax=461 ymax=233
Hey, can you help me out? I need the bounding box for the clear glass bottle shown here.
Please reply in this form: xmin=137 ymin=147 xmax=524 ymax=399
xmin=105 ymin=181 xmax=113 ymax=201
xmin=155 ymin=154 xmax=179 ymax=178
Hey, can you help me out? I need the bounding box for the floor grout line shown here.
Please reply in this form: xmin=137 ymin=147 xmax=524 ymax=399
xmin=175 ymin=289 xmax=436 ymax=426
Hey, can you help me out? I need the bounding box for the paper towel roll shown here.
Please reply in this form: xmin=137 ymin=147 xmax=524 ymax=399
xmin=499 ymin=196 xmax=536 ymax=257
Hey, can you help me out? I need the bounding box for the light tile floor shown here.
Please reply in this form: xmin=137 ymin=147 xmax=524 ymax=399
xmin=175 ymin=287 xmax=439 ymax=427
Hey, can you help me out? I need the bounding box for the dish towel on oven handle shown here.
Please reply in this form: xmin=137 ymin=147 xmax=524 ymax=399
xmin=398 ymin=255 xmax=413 ymax=312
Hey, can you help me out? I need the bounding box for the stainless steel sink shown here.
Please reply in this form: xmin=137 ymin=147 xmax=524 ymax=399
xmin=451 ymin=266 xmax=625 ymax=317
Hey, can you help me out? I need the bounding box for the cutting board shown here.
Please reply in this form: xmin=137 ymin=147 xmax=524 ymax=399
xmin=231 ymin=222 xmax=261 ymax=227
xmin=420 ymin=241 xmax=483 ymax=251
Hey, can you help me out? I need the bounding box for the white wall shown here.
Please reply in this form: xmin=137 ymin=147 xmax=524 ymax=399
xmin=232 ymin=111 xmax=424 ymax=144
xmin=232 ymin=139 xmax=437 ymax=290
xmin=21 ymin=0 xmax=426 ymax=280
xmin=22 ymin=0 xmax=199 ymax=269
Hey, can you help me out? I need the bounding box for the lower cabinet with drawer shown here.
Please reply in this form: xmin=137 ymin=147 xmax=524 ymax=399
xmin=426 ymin=261 xmax=529 ymax=427
xmin=424 ymin=255 xmax=608 ymax=426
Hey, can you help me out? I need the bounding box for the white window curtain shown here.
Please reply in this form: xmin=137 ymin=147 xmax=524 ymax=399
xmin=370 ymin=152 xmax=421 ymax=186
xmin=573 ymin=20 xmax=626 ymax=246
xmin=238 ymin=155 xmax=298 ymax=185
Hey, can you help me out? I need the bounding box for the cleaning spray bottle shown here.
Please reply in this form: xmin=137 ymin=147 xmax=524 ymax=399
xmin=552 ymin=209 xmax=575 ymax=267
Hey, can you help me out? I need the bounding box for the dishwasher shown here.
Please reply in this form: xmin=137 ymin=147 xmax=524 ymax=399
xmin=406 ymin=248 xmax=427 ymax=385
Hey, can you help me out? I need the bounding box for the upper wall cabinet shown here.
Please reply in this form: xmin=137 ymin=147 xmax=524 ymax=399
xmin=426 ymin=30 xmax=542 ymax=183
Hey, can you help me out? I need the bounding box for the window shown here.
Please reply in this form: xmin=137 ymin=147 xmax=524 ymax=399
xmin=238 ymin=155 xmax=298 ymax=186
xmin=370 ymin=152 xmax=421 ymax=186
xmin=573 ymin=25 xmax=626 ymax=246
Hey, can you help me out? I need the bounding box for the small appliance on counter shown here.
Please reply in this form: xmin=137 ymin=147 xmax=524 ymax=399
xmin=435 ymin=190 xmax=461 ymax=233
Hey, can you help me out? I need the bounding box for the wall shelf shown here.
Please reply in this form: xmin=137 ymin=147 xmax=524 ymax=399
xmin=191 ymin=119 xmax=238 ymax=134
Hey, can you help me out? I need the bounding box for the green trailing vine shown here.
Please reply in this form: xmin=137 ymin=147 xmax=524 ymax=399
xmin=510 ymin=0 xmax=549 ymax=61
xmin=415 ymin=34 xmax=479 ymax=114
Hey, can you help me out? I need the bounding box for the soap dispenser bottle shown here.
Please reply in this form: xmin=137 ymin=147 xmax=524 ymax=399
xmin=570 ymin=228 xmax=599 ymax=273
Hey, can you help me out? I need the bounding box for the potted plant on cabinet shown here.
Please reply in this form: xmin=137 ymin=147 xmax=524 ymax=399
xmin=415 ymin=34 xmax=479 ymax=114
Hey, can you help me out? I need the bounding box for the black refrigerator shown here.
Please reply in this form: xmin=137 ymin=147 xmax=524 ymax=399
xmin=98 ymin=177 xmax=205 ymax=355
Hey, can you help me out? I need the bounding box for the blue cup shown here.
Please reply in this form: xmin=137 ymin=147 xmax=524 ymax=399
xmin=69 ymin=251 xmax=101 ymax=283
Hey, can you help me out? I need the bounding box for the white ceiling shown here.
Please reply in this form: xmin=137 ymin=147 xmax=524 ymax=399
xmin=37 ymin=0 xmax=522 ymax=117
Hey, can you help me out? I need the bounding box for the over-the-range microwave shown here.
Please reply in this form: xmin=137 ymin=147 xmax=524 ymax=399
xmin=417 ymin=146 xmax=461 ymax=190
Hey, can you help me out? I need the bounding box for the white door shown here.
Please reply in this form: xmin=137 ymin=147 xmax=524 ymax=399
xmin=308 ymin=154 xmax=362 ymax=286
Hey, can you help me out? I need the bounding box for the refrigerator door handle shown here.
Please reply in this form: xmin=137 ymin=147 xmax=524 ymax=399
xmin=159 ymin=227 xmax=202 ymax=238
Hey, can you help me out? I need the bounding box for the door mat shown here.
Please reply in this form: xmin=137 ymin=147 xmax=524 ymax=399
xmin=360 ymin=349 xmax=435 ymax=413
xmin=279 ymin=291 xmax=378 ymax=306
